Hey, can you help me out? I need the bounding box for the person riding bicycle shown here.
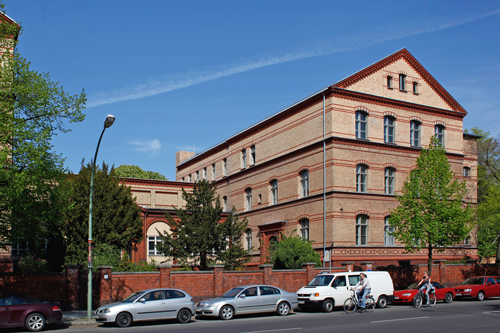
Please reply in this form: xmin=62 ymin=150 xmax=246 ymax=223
xmin=351 ymin=273 xmax=371 ymax=311
xmin=416 ymin=271 xmax=435 ymax=304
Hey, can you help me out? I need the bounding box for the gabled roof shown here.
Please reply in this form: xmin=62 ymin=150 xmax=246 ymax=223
xmin=333 ymin=48 xmax=466 ymax=114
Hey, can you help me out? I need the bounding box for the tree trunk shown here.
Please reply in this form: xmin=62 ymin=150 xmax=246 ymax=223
xmin=428 ymin=243 xmax=433 ymax=276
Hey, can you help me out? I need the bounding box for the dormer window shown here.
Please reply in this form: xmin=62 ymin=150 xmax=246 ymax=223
xmin=387 ymin=75 xmax=393 ymax=89
xmin=399 ymin=74 xmax=406 ymax=91
xmin=413 ymin=82 xmax=419 ymax=94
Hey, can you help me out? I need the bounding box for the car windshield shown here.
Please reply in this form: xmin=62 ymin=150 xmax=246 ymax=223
xmin=406 ymin=283 xmax=418 ymax=289
xmin=462 ymin=277 xmax=484 ymax=285
xmin=222 ymin=288 xmax=244 ymax=298
xmin=308 ymin=275 xmax=334 ymax=286
xmin=122 ymin=291 xmax=144 ymax=302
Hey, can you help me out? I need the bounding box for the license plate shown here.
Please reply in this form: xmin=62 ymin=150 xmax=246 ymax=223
xmin=456 ymin=293 xmax=462 ymax=296
xmin=298 ymin=301 xmax=305 ymax=304
xmin=394 ymin=297 xmax=399 ymax=299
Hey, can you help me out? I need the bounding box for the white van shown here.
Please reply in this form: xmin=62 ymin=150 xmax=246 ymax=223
xmin=296 ymin=271 xmax=394 ymax=312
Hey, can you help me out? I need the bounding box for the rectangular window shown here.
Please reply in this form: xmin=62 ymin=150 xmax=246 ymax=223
xmin=410 ymin=121 xmax=420 ymax=147
xmin=300 ymin=170 xmax=309 ymax=198
xmin=384 ymin=116 xmax=395 ymax=143
xmin=223 ymin=158 xmax=227 ymax=176
xmin=355 ymin=111 xmax=367 ymax=139
xmin=356 ymin=215 xmax=368 ymax=245
xmin=181 ymin=177 xmax=184 ymax=182
xmin=223 ymin=196 xmax=228 ymax=211
xmin=148 ymin=236 xmax=162 ymax=256
xmin=384 ymin=217 xmax=394 ymax=246
xmin=300 ymin=219 xmax=309 ymax=241
xmin=245 ymin=188 xmax=252 ymax=211
xmin=399 ymin=74 xmax=406 ymax=91
xmin=250 ymin=145 xmax=256 ymax=165
xmin=270 ymin=180 xmax=278 ymax=205
xmin=464 ymin=236 xmax=470 ymax=246
xmin=195 ymin=170 xmax=199 ymax=181
xmin=203 ymin=167 xmax=207 ymax=180
xmin=356 ymin=165 xmax=367 ymax=193
xmin=212 ymin=163 xmax=216 ymax=180
xmin=188 ymin=174 xmax=192 ymax=182
xmin=413 ymin=81 xmax=418 ymax=94
xmin=435 ymin=125 xmax=445 ymax=147
xmin=385 ymin=168 xmax=395 ymax=195
xmin=241 ymin=149 xmax=247 ymax=168
xmin=246 ymin=229 xmax=252 ymax=253
xmin=463 ymin=167 xmax=470 ymax=177
xmin=387 ymin=75 xmax=392 ymax=89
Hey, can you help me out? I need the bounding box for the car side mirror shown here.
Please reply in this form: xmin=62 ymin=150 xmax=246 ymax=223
xmin=139 ymin=298 xmax=146 ymax=303
xmin=487 ymin=283 xmax=492 ymax=286
xmin=239 ymin=294 xmax=246 ymax=298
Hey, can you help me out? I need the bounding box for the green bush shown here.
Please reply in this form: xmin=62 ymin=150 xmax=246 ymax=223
xmin=17 ymin=256 xmax=49 ymax=273
xmin=114 ymin=259 xmax=157 ymax=272
xmin=269 ymin=233 xmax=321 ymax=269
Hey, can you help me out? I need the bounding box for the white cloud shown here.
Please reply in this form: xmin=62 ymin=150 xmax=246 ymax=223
xmin=87 ymin=9 xmax=500 ymax=108
xmin=129 ymin=139 xmax=161 ymax=156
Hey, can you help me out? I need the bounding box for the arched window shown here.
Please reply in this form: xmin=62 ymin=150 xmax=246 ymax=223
xmin=241 ymin=149 xmax=247 ymax=168
xmin=385 ymin=168 xmax=395 ymax=195
xmin=356 ymin=165 xmax=367 ymax=193
xmin=410 ymin=120 xmax=420 ymax=147
xmin=250 ymin=145 xmax=256 ymax=165
xmin=300 ymin=170 xmax=309 ymax=198
xmin=384 ymin=116 xmax=395 ymax=143
xmin=384 ymin=216 xmax=394 ymax=246
xmin=300 ymin=219 xmax=309 ymax=241
xmin=355 ymin=111 xmax=368 ymax=139
xmin=270 ymin=180 xmax=278 ymax=205
xmin=356 ymin=215 xmax=368 ymax=245
xmin=435 ymin=125 xmax=445 ymax=147
xmin=245 ymin=188 xmax=252 ymax=211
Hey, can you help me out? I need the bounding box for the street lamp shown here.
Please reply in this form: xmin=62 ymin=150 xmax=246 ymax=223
xmin=87 ymin=114 xmax=115 ymax=320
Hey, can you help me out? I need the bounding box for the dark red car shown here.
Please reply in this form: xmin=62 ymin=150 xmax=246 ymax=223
xmin=454 ymin=276 xmax=500 ymax=301
xmin=392 ymin=282 xmax=455 ymax=304
xmin=0 ymin=294 xmax=62 ymax=332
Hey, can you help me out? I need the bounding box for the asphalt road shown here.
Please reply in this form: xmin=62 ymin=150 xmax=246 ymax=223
xmin=13 ymin=299 xmax=500 ymax=333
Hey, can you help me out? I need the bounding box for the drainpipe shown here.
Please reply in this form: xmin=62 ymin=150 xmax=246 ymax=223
xmin=323 ymin=92 xmax=326 ymax=267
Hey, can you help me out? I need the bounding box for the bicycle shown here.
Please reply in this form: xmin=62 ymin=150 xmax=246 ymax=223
xmin=343 ymin=289 xmax=375 ymax=314
xmin=413 ymin=288 xmax=436 ymax=308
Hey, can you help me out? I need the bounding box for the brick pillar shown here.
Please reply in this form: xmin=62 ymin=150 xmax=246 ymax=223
xmin=158 ymin=263 xmax=173 ymax=288
xmin=434 ymin=260 xmax=446 ymax=283
xmin=341 ymin=262 xmax=354 ymax=272
xmin=210 ymin=265 xmax=224 ymax=297
xmin=65 ymin=265 xmax=80 ymax=310
xmin=360 ymin=262 xmax=373 ymax=271
xmin=98 ymin=266 xmax=113 ymax=307
xmin=259 ymin=264 xmax=273 ymax=285
xmin=302 ymin=262 xmax=316 ymax=284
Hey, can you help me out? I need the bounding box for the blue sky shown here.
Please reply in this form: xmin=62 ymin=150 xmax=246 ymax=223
xmin=6 ymin=0 xmax=500 ymax=180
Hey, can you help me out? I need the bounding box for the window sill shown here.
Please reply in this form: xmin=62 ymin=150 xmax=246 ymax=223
xmin=399 ymin=90 xmax=407 ymax=93
xmin=384 ymin=142 xmax=397 ymax=146
xmin=387 ymin=87 xmax=393 ymax=90
xmin=355 ymin=138 xmax=370 ymax=142
xmin=413 ymin=93 xmax=419 ymax=96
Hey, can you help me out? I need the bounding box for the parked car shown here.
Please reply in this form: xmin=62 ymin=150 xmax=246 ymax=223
xmin=453 ymin=276 xmax=500 ymax=301
xmin=296 ymin=271 xmax=394 ymax=311
xmin=94 ymin=288 xmax=195 ymax=327
xmin=0 ymin=294 xmax=62 ymax=332
xmin=392 ymin=282 xmax=455 ymax=304
xmin=196 ymin=285 xmax=298 ymax=320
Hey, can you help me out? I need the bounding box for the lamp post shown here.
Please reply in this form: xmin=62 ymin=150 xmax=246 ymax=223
xmin=87 ymin=114 xmax=115 ymax=320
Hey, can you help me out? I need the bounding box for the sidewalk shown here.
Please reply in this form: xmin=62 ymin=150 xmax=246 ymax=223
xmin=61 ymin=311 xmax=98 ymax=327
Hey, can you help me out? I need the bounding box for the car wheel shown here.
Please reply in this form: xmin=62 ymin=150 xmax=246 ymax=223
xmin=444 ymin=292 xmax=453 ymax=303
xmin=322 ymin=299 xmax=334 ymax=312
xmin=115 ymin=312 xmax=133 ymax=327
xmin=219 ymin=305 xmax=234 ymax=320
xmin=277 ymin=302 xmax=290 ymax=316
xmin=476 ymin=291 xmax=485 ymax=301
xmin=376 ymin=296 xmax=388 ymax=308
xmin=177 ymin=309 xmax=192 ymax=323
xmin=25 ymin=313 xmax=46 ymax=332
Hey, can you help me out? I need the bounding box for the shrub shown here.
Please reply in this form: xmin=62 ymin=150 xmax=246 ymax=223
xmin=17 ymin=256 xmax=49 ymax=273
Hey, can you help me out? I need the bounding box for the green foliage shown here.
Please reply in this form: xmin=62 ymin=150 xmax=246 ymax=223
xmin=477 ymin=185 xmax=500 ymax=259
xmin=114 ymin=259 xmax=157 ymax=272
xmin=62 ymin=162 xmax=143 ymax=266
xmin=92 ymin=243 xmax=122 ymax=268
xmin=114 ymin=164 xmax=167 ymax=180
xmin=156 ymin=179 xmax=249 ymax=270
xmin=269 ymin=233 xmax=321 ymax=269
xmin=17 ymin=256 xmax=49 ymax=273
xmin=0 ymin=3 xmax=86 ymax=259
xmin=389 ymin=136 xmax=473 ymax=275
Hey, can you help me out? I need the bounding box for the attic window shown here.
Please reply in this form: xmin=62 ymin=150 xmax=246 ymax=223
xmin=399 ymin=74 xmax=406 ymax=92
xmin=387 ymin=76 xmax=393 ymax=89
xmin=413 ymin=82 xmax=419 ymax=94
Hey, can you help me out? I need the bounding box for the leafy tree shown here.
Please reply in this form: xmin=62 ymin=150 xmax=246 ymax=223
xmin=63 ymin=162 xmax=143 ymax=265
xmin=156 ymin=179 xmax=249 ymax=270
xmin=0 ymin=3 xmax=86 ymax=261
xmin=389 ymin=137 xmax=473 ymax=275
xmin=476 ymin=186 xmax=500 ymax=261
xmin=114 ymin=164 xmax=167 ymax=180
xmin=269 ymin=233 xmax=321 ymax=269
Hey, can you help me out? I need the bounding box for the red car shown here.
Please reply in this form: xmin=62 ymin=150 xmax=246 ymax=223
xmin=454 ymin=276 xmax=500 ymax=301
xmin=0 ymin=294 xmax=62 ymax=332
xmin=392 ymin=282 xmax=455 ymax=304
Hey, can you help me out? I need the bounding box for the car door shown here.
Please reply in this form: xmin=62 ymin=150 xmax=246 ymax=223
xmin=165 ymin=290 xmax=189 ymax=319
xmin=258 ymin=287 xmax=280 ymax=313
xmin=485 ymin=277 xmax=499 ymax=297
xmin=331 ymin=275 xmax=351 ymax=304
xmin=431 ymin=282 xmax=444 ymax=300
xmin=0 ymin=296 xmax=12 ymax=325
xmin=133 ymin=291 xmax=167 ymax=321
xmin=235 ymin=287 xmax=260 ymax=314
xmin=495 ymin=278 xmax=500 ymax=297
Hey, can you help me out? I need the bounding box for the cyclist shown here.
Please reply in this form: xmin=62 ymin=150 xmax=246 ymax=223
xmin=416 ymin=271 xmax=435 ymax=304
xmin=351 ymin=273 xmax=371 ymax=311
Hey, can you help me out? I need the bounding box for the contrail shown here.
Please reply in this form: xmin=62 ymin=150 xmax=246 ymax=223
xmin=87 ymin=9 xmax=500 ymax=108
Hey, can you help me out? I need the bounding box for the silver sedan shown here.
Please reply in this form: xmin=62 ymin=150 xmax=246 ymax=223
xmin=94 ymin=288 xmax=195 ymax=327
xmin=196 ymin=285 xmax=298 ymax=320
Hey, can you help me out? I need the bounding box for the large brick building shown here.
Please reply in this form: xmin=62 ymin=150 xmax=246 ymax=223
xmin=173 ymin=49 xmax=478 ymax=268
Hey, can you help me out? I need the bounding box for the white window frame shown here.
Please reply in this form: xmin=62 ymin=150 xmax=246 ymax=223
xmin=435 ymin=125 xmax=445 ymax=147
xmin=241 ymin=149 xmax=247 ymax=169
xmin=463 ymin=167 xmax=470 ymax=177
xmin=203 ymin=167 xmax=207 ymax=180
xmin=300 ymin=219 xmax=309 ymax=241
xmin=223 ymin=196 xmax=228 ymax=211
xmin=410 ymin=120 xmax=420 ymax=147
xmin=270 ymin=180 xmax=278 ymax=205
xmin=356 ymin=165 xmax=367 ymax=193
xmin=385 ymin=167 xmax=395 ymax=195
xmin=399 ymin=74 xmax=406 ymax=91
xmin=384 ymin=216 xmax=394 ymax=246
xmin=245 ymin=188 xmax=252 ymax=211
xmin=356 ymin=215 xmax=368 ymax=246
xmin=148 ymin=236 xmax=162 ymax=256
xmin=250 ymin=145 xmax=256 ymax=165
xmin=300 ymin=170 xmax=309 ymax=198
xmin=246 ymin=229 xmax=252 ymax=252
xmin=355 ymin=111 xmax=368 ymax=139
xmin=384 ymin=116 xmax=395 ymax=143
xmin=223 ymin=158 xmax=227 ymax=176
